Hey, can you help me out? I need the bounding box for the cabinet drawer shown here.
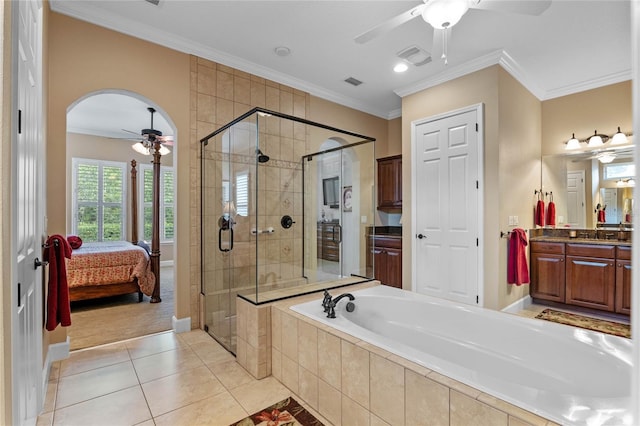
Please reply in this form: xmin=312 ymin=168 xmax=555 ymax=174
xmin=566 ymin=244 xmax=615 ymax=258
xmin=531 ymin=241 xmax=565 ymax=255
xmin=617 ymin=245 xmax=632 ymax=260
xmin=372 ymin=236 xmax=402 ymax=249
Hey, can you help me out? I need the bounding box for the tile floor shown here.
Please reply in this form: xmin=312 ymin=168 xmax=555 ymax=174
xmin=37 ymin=330 xmax=330 ymax=426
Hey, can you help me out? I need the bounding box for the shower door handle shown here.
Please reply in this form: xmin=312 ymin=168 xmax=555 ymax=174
xmin=218 ymin=227 xmax=234 ymax=252
xmin=333 ymin=224 xmax=342 ymax=243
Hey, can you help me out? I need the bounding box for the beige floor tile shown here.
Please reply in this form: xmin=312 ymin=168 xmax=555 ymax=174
xmin=52 ymin=386 xmax=151 ymax=426
xmin=48 ymin=362 xmax=61 ymax=382
xmin=125 ymin=331 xmax=185 ymax=359
xmin=179 ymin=329 xmax=216 ymax=346
xmin=141 ymin=365 xmax=227 ymax=417
xmin=207 ymin=359 xmax=256 ymax=390
xmin=135 ymin=421 xmax=155 ymax=426
xmin=132 ymin=346 xmax=204 ymax=383
xmin=59 ymin=343 xmax=130 ymax=377
xmin=55 ymin=361 xmax=139 ymax=409
xmin=189 ymin=339 xmax=236 ymax=364
xmin=229 ymin=376 xmax=292 ymax=414
xmin=154 ymin=390 xmax=248 ymax=426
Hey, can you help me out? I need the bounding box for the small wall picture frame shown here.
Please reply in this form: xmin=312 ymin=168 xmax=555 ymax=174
xmin=343 ymin=186 xmax=352 ymax=212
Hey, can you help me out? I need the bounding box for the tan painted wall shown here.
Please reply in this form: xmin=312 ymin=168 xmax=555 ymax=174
xmin=387 ymin=117 xmax=402 ymax=157
xmin=47 ymin=12 xmax=190 ymax=343
xmin=402 ymin=65 xmax=542 ymax=310
xmin=497 ymin=68 xmax=542 ymax=309
xmin=66 ymin=132 xmax=174 ymax=261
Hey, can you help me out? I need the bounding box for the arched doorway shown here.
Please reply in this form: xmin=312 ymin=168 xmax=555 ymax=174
xmin=65 ymin=90 xmax=177 ymax=349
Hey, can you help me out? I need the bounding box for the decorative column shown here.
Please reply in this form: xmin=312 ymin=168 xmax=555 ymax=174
xmin=150 ymin=141 xmax=162 ymax=303
xmin=130 ymin=160 xmax=138 ymax=244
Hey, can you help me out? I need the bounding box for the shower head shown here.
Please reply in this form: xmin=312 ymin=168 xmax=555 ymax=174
xmin=256 ymin=149 xmax=270 ymax=163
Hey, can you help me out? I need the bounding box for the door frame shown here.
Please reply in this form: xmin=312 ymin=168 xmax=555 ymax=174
xmin=410 ymin=103 xmax=484 ymax=306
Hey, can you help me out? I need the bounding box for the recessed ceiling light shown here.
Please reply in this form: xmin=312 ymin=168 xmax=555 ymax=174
xmin=274 ymin=46 xmax=291 ymax=57
xmin=394 ymin=63 xmax=409 ymax=73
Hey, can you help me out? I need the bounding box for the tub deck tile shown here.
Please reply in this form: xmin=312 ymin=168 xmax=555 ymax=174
xmin=387 ymin=354 xmax=432 ymax=377
xmin=451 ymin=390 xmax=508 ymax=426
xmin=478 ymin=393 xmax=549 ymax=426
xmin=427 ymin=372 xmax=482 ymax=399
xmin=356 ymin=341 xmax=392 ymax=359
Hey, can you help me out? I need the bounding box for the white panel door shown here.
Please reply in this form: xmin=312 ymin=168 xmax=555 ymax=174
xmin=12 ymin=0 xmax=44 ymax=424
xmin=601 ymin=188 xmax=618 ymax=224
xmin=413 ymin=108 xmax=480 ymax=305
xmin=566 ymin=170 xmax=585 ymax=228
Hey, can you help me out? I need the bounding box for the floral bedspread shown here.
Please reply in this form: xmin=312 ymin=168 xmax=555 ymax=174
xmin=66 ymin=241 xmax=156 ymax=296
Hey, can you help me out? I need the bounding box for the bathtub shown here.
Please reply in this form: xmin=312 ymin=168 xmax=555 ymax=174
xmin=290 ymin=285 xmax=633 ymax=426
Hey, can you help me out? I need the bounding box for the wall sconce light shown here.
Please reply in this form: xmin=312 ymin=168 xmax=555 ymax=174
xmin=617 ymin=178 xmax=635 ymax=187
xmin=588 ymin=130 xmax=607 ymax=147
xmin=563 ymin=127 xmax=632 ymax=150
xmin=565 ymin=133 xmax=581 ymax=150
xmin=611 ymin=127 xmax=629 ymax=145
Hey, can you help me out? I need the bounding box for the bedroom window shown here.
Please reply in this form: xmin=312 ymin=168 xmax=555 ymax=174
xmin=72 ymin=158 xmax=127 ymax=242
xmin=140 ymin=165 xmax=175 ymax=243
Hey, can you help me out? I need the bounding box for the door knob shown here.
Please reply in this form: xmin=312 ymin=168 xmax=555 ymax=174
xmin=34 ymin=258 xmax=48 ymax=269
xmin=416 ymin=234 xmax=425 ymax=239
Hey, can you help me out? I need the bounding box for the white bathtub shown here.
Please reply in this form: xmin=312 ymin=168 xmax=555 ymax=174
xmin=290 ymin=285 xmax=633 ymax=426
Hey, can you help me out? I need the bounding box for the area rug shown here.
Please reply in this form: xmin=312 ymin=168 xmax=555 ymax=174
xmin=230 ymin=397 xmax=324 ymax=426
xmin=535 ymin=308 xmax=630 ymax=338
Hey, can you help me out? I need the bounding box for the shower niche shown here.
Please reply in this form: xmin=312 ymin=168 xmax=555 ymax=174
xmin=200 ymin=108 xmax=376 ymax=352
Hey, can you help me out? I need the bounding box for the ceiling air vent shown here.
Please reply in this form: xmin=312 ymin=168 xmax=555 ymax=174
xmin=344 ymin=77 xmax=363 ymax=87
xmin=397 ymin=45 xmax=432 ymax=67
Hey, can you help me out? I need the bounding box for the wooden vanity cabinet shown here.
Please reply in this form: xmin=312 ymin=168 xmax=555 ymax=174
xmin=530 ymin=242 xmax=566 ymax=303
xmin=565 ymin=244 xmax=616 ymax=312
xmin=367 ymin=235 xmax=402 ymax=288
xmin=377 ymin=155 xmax=402 ymax=212
xmin=615 ymin=246 xmax=632 ymax=315
xmin=317 ymin=222 xmax=340 ymax=262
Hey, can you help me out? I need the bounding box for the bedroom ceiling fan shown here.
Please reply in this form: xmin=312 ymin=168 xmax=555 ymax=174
xmin=129 ymin=107 xmax=172 ymax=156
xmin=355 ymin=0 xmax=552 ymax=64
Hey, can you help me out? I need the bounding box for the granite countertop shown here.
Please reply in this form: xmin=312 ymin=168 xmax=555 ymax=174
xmin=367 ymin=226 xmax=402 ymax=237
xmin=530 ymin=236 xmax=631 ymax=246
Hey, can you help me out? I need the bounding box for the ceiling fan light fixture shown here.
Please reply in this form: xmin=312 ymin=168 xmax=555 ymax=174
xmin=422 ymin=0 xmax=469 ymax=29
xmin=597 ymin=152 xmax=616 ymax=164
xmin=611 ymin=126 xmax=629 ymax=145
xmin=132 ymin=141 xmax=151 ymax=156
xmin=158 ymin=145 xmax=171 ymax=156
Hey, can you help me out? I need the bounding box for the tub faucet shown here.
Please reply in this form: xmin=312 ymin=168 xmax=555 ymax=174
xmin=321 ymin=290 xmax=333 ymax=313
xmin=326 ymin=293 xmax=355 ymax=319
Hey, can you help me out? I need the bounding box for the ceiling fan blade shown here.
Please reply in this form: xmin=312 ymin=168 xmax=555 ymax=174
xmin=159 ymin=136 xmax=174 ymax=146
xmin=355 ymin=3 xmax=425 ymax=44
xmin=469 ymin=0 xmax=552 ymax=16
xmin=121 ymin=128 xmax=141 ymax=136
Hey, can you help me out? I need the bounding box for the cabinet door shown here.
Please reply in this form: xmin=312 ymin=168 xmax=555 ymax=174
xmin=615 ymin=259 xmax=631 ymax=315
xmin=530 ymin=253 xmax=565 ymax=302
xmin=385 ymin=247 xmax=402 ymax=288
xmin=373 ymin=247 xmax=388 ymax=285
xmin=566 ymin=256 xmax=615 ymax=311
xmin=377 ymin=156 xmax=402 ymax=211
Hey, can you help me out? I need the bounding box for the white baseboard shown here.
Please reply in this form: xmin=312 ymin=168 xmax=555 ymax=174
xmin=501 ymin=295 xmax=532 ymax=313
xmin=42 ymin=337 xmax=70 ymax=404
xmin=172 ymin=316 xmax=191 ymax=333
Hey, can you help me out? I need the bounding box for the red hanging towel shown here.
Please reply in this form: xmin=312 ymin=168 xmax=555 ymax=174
xmin=535 ymin=200 xmax=545 ymax=227
xmin=597 ymin=209 xmax=606 ymax=223
xmin=507 ymin=228 xmax=530 ymax=285
xmin=43 ymin=234 xmax=73 ymax=331
xmin=546 ymin=201 xmax=556 ymax=227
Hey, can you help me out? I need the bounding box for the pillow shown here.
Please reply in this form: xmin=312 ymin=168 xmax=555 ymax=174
xmin=67 ymin=235 xmax=82 ymax=250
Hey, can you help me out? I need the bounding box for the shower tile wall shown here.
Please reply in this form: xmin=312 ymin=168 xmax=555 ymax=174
xmin=192 ymin=55 xmax=311 ymax=325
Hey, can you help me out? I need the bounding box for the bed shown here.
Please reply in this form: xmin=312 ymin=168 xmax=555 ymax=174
xmin=66 ymin=158 xmax=162 ymax=303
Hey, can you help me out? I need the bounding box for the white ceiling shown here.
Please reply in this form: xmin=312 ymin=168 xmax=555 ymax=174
xmin=57 ymin=0 xmax=631 ymax=137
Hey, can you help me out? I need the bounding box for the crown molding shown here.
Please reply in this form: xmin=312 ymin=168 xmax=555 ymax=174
xmin=539 ymin=70 xmax=632 ymax=101
xmin=49 ymin=0 xmax=391 ymax=119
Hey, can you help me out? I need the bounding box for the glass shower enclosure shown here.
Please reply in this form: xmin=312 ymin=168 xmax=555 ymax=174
xmin=200 ymin=108 xmax=376 ymax=353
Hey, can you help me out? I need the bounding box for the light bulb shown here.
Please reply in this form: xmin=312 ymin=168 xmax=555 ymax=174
xmin=422 ymin=0 xmax=469 ymax=29
xmin=132 ymin=141 xmax=150 ymax=155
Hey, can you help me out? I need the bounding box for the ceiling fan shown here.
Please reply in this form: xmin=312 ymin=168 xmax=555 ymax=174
xmin=128 ymin=107 xmax=172 ymax=156
xmin=355 ymin=0 xmax=552 ymax=64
